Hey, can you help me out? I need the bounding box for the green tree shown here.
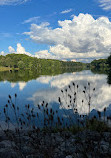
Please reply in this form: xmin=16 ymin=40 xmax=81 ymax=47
xmin=18 ymin=61 xmax=25 ymax=69
xmin=107 ymin=54 xmax=111 ymax=68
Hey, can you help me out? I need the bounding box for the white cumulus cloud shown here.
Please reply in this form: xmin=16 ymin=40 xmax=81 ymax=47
xmin=8 ymin=43 xmax=33 ymax=57
xmin=0 ymin=51 xmax=5 ymax=56
xmin=24 ymin=13 xmax=111 ymax=61
xmin=35 ymin=50 xmax=58 ymax=59
xmin=8 ymin=46 xmax=15 ymax=53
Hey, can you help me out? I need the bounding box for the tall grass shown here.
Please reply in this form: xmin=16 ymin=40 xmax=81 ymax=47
xmin=0 ymin=82 xmax=111 ymax=157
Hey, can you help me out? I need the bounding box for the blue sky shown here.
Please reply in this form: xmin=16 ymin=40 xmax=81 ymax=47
xmin=0 ymin=0 xmax=111 ymax=62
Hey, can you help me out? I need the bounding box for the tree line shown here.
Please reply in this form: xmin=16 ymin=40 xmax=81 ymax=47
xmin=0 ymin=54 xmax=86 ymax=70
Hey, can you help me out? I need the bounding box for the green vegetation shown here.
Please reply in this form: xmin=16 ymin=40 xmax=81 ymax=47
xmin=0 ymin=53 xmax=111 ymax=72
xmin=106 ymin=54 xmax=111 ymax=84
xmin=1 ymin=53 xmax=111 ymax=84
xmin=0 ymin=54 xmax=87 ymax=71
xmin=91 ymin=58 xmax=108 ymax=68
xmin=107 ymin=54 xmax=111 ymax=67
xmin=0 ymin=68 xmax=84 ymax=82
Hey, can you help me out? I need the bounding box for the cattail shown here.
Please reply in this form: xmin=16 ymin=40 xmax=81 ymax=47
xmin=50 ymin=108 xmax=52 ymax=113
xmin=46 ymin=109 xmax=48 ymax=115
xmin=104 ymin=107 xmax=106 ymax=112
xmin=5 ymin=104 xmax=8 ymax=108
xmin=50 ymin=115 xmax=53 ymax=121
xmin=58 ymin=117 xmax=60 ymax=122
xmin=32 ymin=114 xmax=36 ymax=118
xmin=23 ymin=121 xmax=25 ymax=125
xmin=74 ymin=98 xmax=75 ymax=103
xmin=8 ymin=95 xmax=11 ymax=99
xmin=7 ymin=117 xmax=10 ymax=121
xmin=93 ymin=88 xmax=95 ymax=91
xmin=46 ymin=103 xmax=48 ymax=108
xmin=38 ymin=104 xmax=40 ymax=109
xmin=58 ymin=97 xmax=61 ymax=103
xmin=104 ymin=107 xmax=106 ymax=123
xmin=12 ymin=103 xmax=15 ymax=109
xmin=15 ymin=93 xmax=17 ymax=98
xmin=107 ymin=116 xmax=109 ymax=122
xmin=72 ymin=82 xmax=75 ymax=86
xmin=93 ymin=115 xmax=97 ymax=119
xmin=97 ymin=111 xmax=101 ymax=119
xmin=4 ymin=108 xmax=6 ymax=113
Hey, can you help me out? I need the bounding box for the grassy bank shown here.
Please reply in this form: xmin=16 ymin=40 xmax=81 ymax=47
xmin=0 ymin=67 xmax=19 ymax=71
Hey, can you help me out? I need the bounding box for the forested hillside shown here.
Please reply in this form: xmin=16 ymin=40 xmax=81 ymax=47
xmin=0 ymin=54 xmax=86 ymax=70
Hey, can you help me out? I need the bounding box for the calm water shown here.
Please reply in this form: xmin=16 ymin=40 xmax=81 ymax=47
xmin=0 ymin=70 xmax=111 ymax=121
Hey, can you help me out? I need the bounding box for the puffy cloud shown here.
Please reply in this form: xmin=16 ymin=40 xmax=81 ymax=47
xmin=2 ymin=43 xmax=57 ymax=59
xmin=0 ymin=0 xmax=30 ymax=5
xmin=99 ymin=0 xmax=111 ymax=10
xmin=35 ymin=50 xmax=58 ymax=59
xmin=16 ymin=43 xmax=32 ymax=56
xmin=8 ymin=46 xmax=15 ymax=53
xmin=24 ymin=13 xmax=111 ymax=61
xmin=8 ymin=43 xmax=33 ymax=56
xmin=0 ymin=51 xmax=5 ymax=56
xmin=61 ymin=9 xmax=73 ymax=14
xmin=22 ymin=16 xmax=40 ymax=24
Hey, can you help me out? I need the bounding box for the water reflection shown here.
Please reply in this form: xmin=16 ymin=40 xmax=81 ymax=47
xmin=0 ymin=70 xmax=111 ymax=118
xmin=29 ymin=70 xmax=111 ymax=115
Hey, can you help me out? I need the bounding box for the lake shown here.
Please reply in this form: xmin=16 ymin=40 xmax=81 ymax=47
xmin=0 ymin=69 xmax=111 ymax=125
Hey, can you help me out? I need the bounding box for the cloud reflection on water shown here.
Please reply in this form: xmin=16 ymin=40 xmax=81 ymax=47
xmin=29 ymin=70 xmax=111 ymax=114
